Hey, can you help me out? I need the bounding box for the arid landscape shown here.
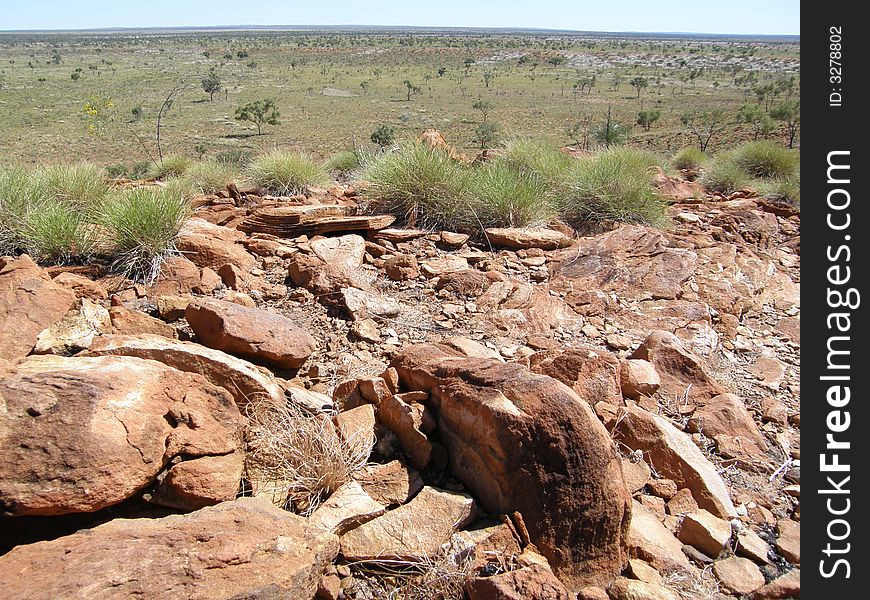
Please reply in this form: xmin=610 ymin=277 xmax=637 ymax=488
xmin=1 ymin=24 xmax=799 ymax=600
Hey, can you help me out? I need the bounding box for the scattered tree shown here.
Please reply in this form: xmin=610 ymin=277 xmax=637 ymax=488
xmin=472 ymin=99 xmax=493 ymax=123
xmin=629 ymin=76 xmax=648 ymax=98
xmin=201 ymin=68 xmax=222 ymax=101
xmin=234 ymin=98 xmax=280 ymax=135
xmin=370 ymin=124 xmax=396 ymax=148
xmin=547 ymin=55 xmax=567 ymax=67
xmin=593 ymin=106 xmax=627 ymax=148
xmin=483 ymin=71 xmax=494 ymax=88
xmin=681 ymin=110 xmax=727 ymax=151
xmin=736 ymin=103 xmax=775 ymax=139
xmin=437 ymin=66 xmax=447 ymax=77
xmin=473 ymin=122 xmax=500 ymax=149
xmin=636 ymin=109 xmax=661 ymax=131
xmin=770 ymin=101 xmax=800 ymax=148
xmin=403 ymin=79 xmax=421 ymax=101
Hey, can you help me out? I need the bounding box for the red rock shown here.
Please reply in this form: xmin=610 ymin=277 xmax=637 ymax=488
xmin=33 ymin=298 xmax=110 ymax=355
xmin=353 ymin=460 xmax=423 ymax=507
xmin=677 ymin=510 xmax=732 ymax=558
xmin=626 ymin=558 xmax=663 ymax=585
xmin=529 ymin=347 xmax=623 ymax=406
xmin=736 ymin=528 xmax=771 ymax=564
xmin=316 ymin=574 xmax=342 ymax=600
xmin=197 ymin=266 xmax=223 ymax=294
xmin=666 ymin=488 xmax=699 ymax=516
xmin=391 ymin=344 xmax=631 ymax=588
xmin=713 ymin=556 xmax=766 ymax=596
xmin=485 ymin=227 xmax=573 ymax=251
xmin=607 ymin=576 xmax=680 ymax=600
xmin=687 ymin=393 xmax=767 ymax=456
xmin=52 ymin=271 xmax=109 ymax=300
xmin=465 ymin=564 xmax=572 ymax=599
xmin=647 ymin=479 xmax=678 ymax=500
xmin=621 ymin=459 xmax=651 ymax=493
xmin=148 ymin=255 xmax=203 ymax=296
xmin=435 ymin=269 xmax=495 ymax=296
xmin=186 ymin=298 xmax=316 ymax=369
xmin=0 ymin=497 xmax=338 ymax=599
xmin=308 ymin=480 xmax=386 ymax=535
xmin=385 ymin=253 xmax=421 ymax=280
xmin=0 ymin=255 xmax=77 ymax=361
xmin=174 ymin=217 xmax=256 ymax=270
xmin=109 ymin=302 xmax=177 ymax=338
xmin=613 ymin=406 xmax=737 ymax=518
xmin=0 ymin=354 xmax=243 ymax=515
xmin=376 ymin=393 xmax=433 ymax=470
xmin=748 ymin=568 xmax=800 ymax=599
xmin=620 ymin=359 xmax=661 ymax=399
xmin=775 ymin=519 xmax=800 ymax=564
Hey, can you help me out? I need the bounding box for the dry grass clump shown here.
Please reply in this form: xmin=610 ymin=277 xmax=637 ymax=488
xmin=244 ymin=398 xmax=374 ymax=515
xmin=347 ymin=550 xmax=475 ymax=600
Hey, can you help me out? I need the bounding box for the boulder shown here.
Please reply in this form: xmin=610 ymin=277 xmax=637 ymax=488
xmin=606 ymin=577 xmax=680 ymax=600
xmin=310 ymin=234 xmax=366 ymax=272
xmin=421 ymin=255 xmax=470 ymax=277
xmin=677 ymin=510 xmax=732 ymax=558
xmin=85 ymin=334 xmax=287 ymax=409
xmin=33 ymin=298 xmax=110 ymax=355
xmin=109 ymin=302 xmax=177 ymax=338
xmin=620 ymin=359 xmax=661 ymax=399
xmin=529 ymin=347 xmax=623 ymax=406
xmin=630 ymin=330 xmax=726 ymax=406
xmin=465 ymin=565 xmax=572 ymax=599
xmin=775 ymin=519 xmax=800 ymax=564
xmin=385 ymin=253 xmax=421 ymax=280
xmin=340 ymin=486 xmax=476 ymax=562
xmin=186 ymin=298 xmax=316 ymax=369
xmin=666 ymin=488 xmax=699 ymax=516
xmin=626 ymin=558 xmax=663 ymax=585
xmin=627 ymin=500 xmax=692 ymax=573
xmin=0 ymin=497 xmax=338 ymax=600
xmin=148 ymin=255 xmax=203 ymax=296
xmin=376 ymin=393 xmax=433 ymax=470
xmin=688 ymin=393 xmax=767 ymax=463
xmin=736 ymin=528 xmax=771 ymax=564
xmin=621 ymin=459 xmax=651 ymax=494
xmin=435 ymin=269 xmax=495 ymax=296
xmin=713 ymin=556 xmax=766 ymax=596
xmin=174 ymin=217 xmax=256 ymax=270
xmin=485 ymin=227 xmax=573 ymax=250
xmin=308 ymin=480 xmax=386 ymax=535
xmin=613 ymin=406 xmax=737 ymax=518
xmin=51 ymin=271 xmax=108 ymax=300
xmin=0 ymin=255 xmax=77 ymax=361
xmin=391 ymin=344 xmax=631 ymax=588
xmin=0 ymin=354 xmax=243 ymax=515
xmin=340 ymin=287 xmax=401 ymax=321
xmin=353 ymin=460 xmax=423 ymax=507
xmin=748 ymin=569 xmax=800 ymax=600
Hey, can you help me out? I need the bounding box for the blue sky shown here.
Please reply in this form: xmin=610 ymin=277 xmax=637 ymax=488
xmin=0 ymin=0 xmax=799 ymax=35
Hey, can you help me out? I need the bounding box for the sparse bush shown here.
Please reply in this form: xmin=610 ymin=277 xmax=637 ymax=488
xmin=201 ymin=67 xmax=222 ymax=101
xmin=247 ymin=150 xmax=329 ymax=195
xmin=235 ymin=99 xmax=280 ymax=135
xmin=361 ymin=142 xmax=471 ymax=229
xmin=732 ymin=140 xmax=798 ymax=178
xmin=469 ymin=160 xmax=557 ymax=227
xmin=183 ymin=160 xmax=241 ymax=194
xmin=757 ymin=175 xmax=800 ymax=207
xmin=149 ymin=155 xmax=192 ymax=180
xmin=561 ymin=147 xmax=668 ymax=227
xmin=371 ymin=124 xmax=396 ymax=148
xmin=22 ymin=200 xmax=96 ymax=263
xmin=215 ymin=148 xmax=255 ymax=167
xmin=700 ymin=153 xmax=750 ymax=194
xmin=473 ymin=122 xmax=500 ymax=149
xmin=672 ymin=147 xmax=707 ymax=171
xmin=324 ymin=150 xmax=362 ymax=174
xmin=39 ymin=163 xmax=109 ymax=206
xmin=96 ymin=186 xmax=191 ymax=282
xmin=245 ymin=398 xmax=374 ymax=515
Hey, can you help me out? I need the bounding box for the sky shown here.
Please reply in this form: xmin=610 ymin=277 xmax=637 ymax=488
xmin=0 ymin=0 xmax=799 ymax=36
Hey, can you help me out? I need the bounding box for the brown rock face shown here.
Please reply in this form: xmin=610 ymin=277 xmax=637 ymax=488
xmin=713 ymin=556 xmax=766 ymax=596
xmin=0 ymin=255 xmax=77 ymax=361
xmin=529 ymin=347 xmax=623 ymax=406
xmin=619 ymin=359 xmax=661 ymax=400
xmin=627 ymin=500 xmax=692 ymax=573
xmin=51 ymin=271 xmax=109 ymax=300
xmin=613 ymin=406 xmax=737 ymax=518
xmin=485 ymin=227 xmax=573 ymax=250
xmin=174 ymin=217 xmax=256 ymax=270
xmin=0 ymin=354 xmax=243 ymax=516
xmin=687 ymin=393 xmax=768 ymax=465
xmin=465 ymin=565 xmax=573 ymax=599
xmin=186 ymin=298 xmax=316 ymax=369
xmin=147 ymin=255 xmax=202 ymax=296
xmin=0 ymin=497 xmax=339 ymax=600
xmin=390 ymin=344 xmax=631 ymax=588
xmin=109 ymin=303 xmax=177 ymax=338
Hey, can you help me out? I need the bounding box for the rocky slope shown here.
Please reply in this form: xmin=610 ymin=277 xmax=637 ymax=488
xmin=0 ymin=171 xmax=800 ymax=599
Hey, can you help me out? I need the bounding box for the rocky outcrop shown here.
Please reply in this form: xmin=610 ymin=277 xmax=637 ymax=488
xmin=485 ymin=227 xmax=573 ymax=250
xmin=0 ymin=497 xmax=339 ymax=600
xmin=186 ymin=298 xmax=316 ymax=369
xmin=174 ymin=217 xmax=256 ymax=270
xmin=0 ymin=354 xmax=243 ymax=515
xmin=0 ymin=255 xmax=77 ymax=361
xmin=529 ymin=347 xmax=623 ymax=406
xmin=390 ymin=344 xmax=631 ymax=588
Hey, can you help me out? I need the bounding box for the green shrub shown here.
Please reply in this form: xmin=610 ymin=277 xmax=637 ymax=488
xmin=495 ymin=138 xmax=573 ymax=189
xmin=360 ymin=142 xmax=471 ymax=229
xmin=672 ymin=147 xmax=707 ymax=171
xmin=757 ymin=175 xmax=800 ymax=207
xmin=96 ymin=187 xmax=191 ymax=282
xmin=183 ymin=160 xmax=241 ymax=194
xmin=732 ymin=141 xmax=798 ymax=178
xmin=324 ymin=150 xmax=362 ymax=174
xmin=700 ymin=153 xmax=750 ymax=194
xmin=0 ymin=166 xmax=46 ymax=254
xmin=22 ymin=200 xmax=96 ymax=263
xmin=561 ymin=148 xmax=668 ymax=227
xmin=247 ymin=150 xmax=330 ymax=195
xmin=149 ymin=155 xmax=192 ymax=180
xmin=468 ymin=161 xmax=557 ymax=228
xmin=38 ymin=163 xmax=109 ymax=206
xmin=215 ymin=148 xmax=255 ymax=167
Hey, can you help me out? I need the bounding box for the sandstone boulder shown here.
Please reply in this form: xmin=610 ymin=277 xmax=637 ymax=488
xmin=627 ymin=500 xmax=692 ymax=573
xmin=0 ymin=497 xmax=338 ymax=600
xmin=529 ymin=347 xmax=622 ymax=406
xmin=109 ymin=301 xmax=177 ymax=338
xmin=51 ymin=271 xmax=108 ymax=300
xmin=713 ymin=556 xmax=766 ymax=596
xmin=174 ymin=217 xmax=256 ymax=270
xmin=677 ymin=510 xmax=732 ymax=557
xmin=0 ymin=354 xmax=243 ymax=515
xmin=33 ymin=298 xmax=110 ymax=355
xmin=147 ymin=255 xmax=203 ymax=296
xmin=613 ymin=405 xmax=737 ymax=518
xmin=607 ymin=577 xmax=680 ymax=600
xmin=186 ymin=298 xmax=316 ymax=369
xmin=465 ymin=564 xmax=572 ymax=599
xmin=391 ymin=344 xmax=631 ymax=588
xmin=0 ymin=255 xmax=77 ymax=361
xmin=620 ymin=359 xmax=661 ymax=399
xmin=308 ymin=480 xmax=386 ymax=535
xmin=353 ymin=460 xmax=423 ymax=507
xmin=485 ymin=227 xmax=573 ymax=250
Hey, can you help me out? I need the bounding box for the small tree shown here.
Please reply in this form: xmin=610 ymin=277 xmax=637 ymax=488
xmin=359 ymin=80 xmax=371 ymax=95
xmin=370 ymin=124 xmax=395 ymax=149
xmin=636 ymin=109 xmax=661 ymax=131
xmin=473 ymin=122 xmax=499 ymax=149
xmin=593 ymin=106 xmax=627 ymax=148
xmin=681 ymin=110 xmax=727 ymax=151
xmin=566 ymin=116 xmax=592 ymax=150
xmin=472 ymin=99 xmax=493 ymax=123
xmin=770 ymin=101 xmax=800 ymax=148
xmin=437 ymin=66 xmax=447 ymax=77
xmin=403 ymin=79 xmax=421 ymax=101
xmin=201 ymin=68 xmax=222 ymax=101
xmin=736 ymin=103 xmax=775 ymax=139
xmin=483 ymin=71 xmax=494 ymax=88
xmin=234 ymin=99 xmax=280 ymax=135
xmin=629 ymin=76 xmax=648 ymax=98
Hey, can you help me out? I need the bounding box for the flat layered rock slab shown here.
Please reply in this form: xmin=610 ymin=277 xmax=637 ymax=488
xmin=340 ymin=486 xmax=476 ymax=562
xmin=0 ymin=497 xmax=339 ymax=600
